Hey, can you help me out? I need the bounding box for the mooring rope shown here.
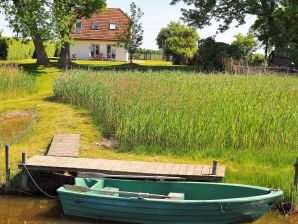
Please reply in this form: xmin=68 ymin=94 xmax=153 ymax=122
xmin=20 ymin=163 xmax=58 ymax=198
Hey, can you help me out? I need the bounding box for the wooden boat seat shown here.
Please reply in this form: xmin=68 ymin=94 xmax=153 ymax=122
xmin=168 ymin=192 xmax=185 ymax=200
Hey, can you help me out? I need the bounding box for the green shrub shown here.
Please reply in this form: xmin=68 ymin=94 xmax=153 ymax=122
xmin=198 ymin=37 xmax=241 ymax=71
xmin=0 ymin=37 xmax=56 ymax=60
xmin=45 ymin=42 xmax=56 ymax=58
xmin=0 ymin=37 xmax=34 ymax=60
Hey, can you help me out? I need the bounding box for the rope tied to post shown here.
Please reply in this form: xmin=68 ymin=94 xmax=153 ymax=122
xmin=20 ymin=163 xmax=58 ymax=198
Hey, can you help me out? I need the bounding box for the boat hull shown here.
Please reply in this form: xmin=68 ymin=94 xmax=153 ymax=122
xmin=58 ymin=178 xmax=283 ymax=224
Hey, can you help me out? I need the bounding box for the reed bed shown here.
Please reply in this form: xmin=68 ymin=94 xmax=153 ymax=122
xmin=54 ymin=70 xmax=298 ymax=197
xmin=54 ymin=70 xmax=298 ymax=152
xmin=0 ymin=64 xmax=36 ymax=99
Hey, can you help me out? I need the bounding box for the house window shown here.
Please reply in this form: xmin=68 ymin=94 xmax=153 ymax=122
xmin=75 ymin=21 xmax=82 ymax=33
xmin=92 ymin=22 xmax=100 ymax=30
xmin=109 ymin=23 xmax=117 ymax=30
xmin=107 ymin=45 xmax=116 ymax=59
xmin=90 ymin=44 xmax=100 ymax=59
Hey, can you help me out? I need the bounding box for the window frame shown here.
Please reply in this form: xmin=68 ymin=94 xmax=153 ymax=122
xmin=107 ymin=45 xmax=117 ymax=59
xmin=75 ymin=21 xmax=82 ymax=33
xmin=109 ymin=23 xmax=117 ymax=30
xmin=92 ymin=22 xmax=100 ymax=30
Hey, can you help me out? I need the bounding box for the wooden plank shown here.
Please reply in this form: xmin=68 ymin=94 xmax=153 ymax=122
xmin=161 ymin=163 xmax=174 ymax=175
xmin=47 ymin=134 xmax=80 ymax=158
xmin=169 ymin=164 xmax=181 ymax=175
xmin=186 ymin=164 xmax=196 ymax=176
xmin=193 ymin=165 xmax=203 ymax=176
xmin=202 ymin=165 xmax=212 ymax=175
xmin=21 ymin=156 xmax=225 ymax=182
xmin=178 ymin=164 xmax=189 ymax=176
xmin=154 ymin=163 xmax=167 ymax=175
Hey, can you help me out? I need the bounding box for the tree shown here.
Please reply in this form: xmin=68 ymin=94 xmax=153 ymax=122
xmin=170 ymin=0 xmax=283 ymax=71
xmin=270 ymin=0 xmax=298 ymax=63
xmin=53 ymin=0 xmax=107 ymax=68
xmin=0 ymin=0 xmax=52 ymax=65
xmin=156 ymin=22 xmax=199 ymax=65
xmin=231 ymin=33 xmax=258 ymax=60
xmin=118 ymin=2 xmax=144 ymax=65
xmin=198 ymin=37 xmax=241 ymax=70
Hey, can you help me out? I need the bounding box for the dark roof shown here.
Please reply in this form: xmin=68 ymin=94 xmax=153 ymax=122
xmin=70 ymin=8 xmax=130 ymax=41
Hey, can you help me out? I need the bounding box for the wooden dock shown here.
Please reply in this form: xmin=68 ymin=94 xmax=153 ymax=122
xmin=20 ymin=134 xmax=225 ymax=182
xmin=22 ymin=156 xmax=225 ymax=181
xmin=46 ymin=134 xmax=80 ymax=158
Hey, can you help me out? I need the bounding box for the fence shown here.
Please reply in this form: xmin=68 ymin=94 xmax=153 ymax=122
xmin=223 ymin=58 xmax=298 ymax=74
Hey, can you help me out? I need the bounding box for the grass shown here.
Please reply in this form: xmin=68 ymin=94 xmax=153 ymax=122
xmin=0 ymin=59 xmax=196 ymax=186
xmin=0 ymin=59 xmax=297 ymax=203
xmin=54 ymin=70 xmax=298 ymax=200
xmin=73 ymin=59 xmax=174 ymax=67
xmin=0 ymin=64 xmax=36 ymax=99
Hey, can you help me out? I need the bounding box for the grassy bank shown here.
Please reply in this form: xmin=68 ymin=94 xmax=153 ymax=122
xmin=0 ymin=59 xmax=201 ymax=190
xmin=0 ymin=64 xmax=36 ymax=99
xmin=54 ymin=70 xmax=298 ymax=199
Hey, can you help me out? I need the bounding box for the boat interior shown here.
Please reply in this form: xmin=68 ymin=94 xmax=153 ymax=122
xmin=72 ymin=178 xmax=272 ymax=200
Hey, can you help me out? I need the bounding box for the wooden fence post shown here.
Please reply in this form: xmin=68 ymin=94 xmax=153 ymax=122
xmin=212 ymin=160 xmax=218 ymax=175
xmin=5 ymin=145 xmax=10 ymax=192
xmin=294 ymin=157 xmax=298 ymax=190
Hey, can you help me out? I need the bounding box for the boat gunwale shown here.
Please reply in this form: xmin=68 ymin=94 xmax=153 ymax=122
xmin=57 ymin=180 xmax=283 ymax=204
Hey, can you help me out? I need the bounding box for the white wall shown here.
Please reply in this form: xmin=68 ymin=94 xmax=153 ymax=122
xmin=70 ymin=40 xmax=128 ymax=62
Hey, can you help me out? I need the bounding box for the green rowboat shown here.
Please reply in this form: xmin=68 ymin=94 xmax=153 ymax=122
xmin=57 ymin=178 xmax=283 ymax=224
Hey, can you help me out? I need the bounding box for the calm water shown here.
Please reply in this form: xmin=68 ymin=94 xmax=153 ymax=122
xmin=0 ymin=196 xmax=297 ymax=224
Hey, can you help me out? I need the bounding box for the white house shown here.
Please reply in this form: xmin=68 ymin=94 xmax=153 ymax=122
xmin=70 ymin=8 xmax=130 ymax=62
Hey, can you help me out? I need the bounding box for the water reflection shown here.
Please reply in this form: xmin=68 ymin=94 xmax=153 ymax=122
xmin=0 ymin=196 xmax=296 ymax=224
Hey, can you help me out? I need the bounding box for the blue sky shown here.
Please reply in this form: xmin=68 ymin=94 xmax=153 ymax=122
xmin=0 ymin=0 xmax=255 ymax=50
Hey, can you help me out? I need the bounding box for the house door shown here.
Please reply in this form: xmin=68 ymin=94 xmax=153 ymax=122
xmin=90 ymin=44 xmax=100 ymax=59
xmin=107 ymin=45 xmax=116 ymax=60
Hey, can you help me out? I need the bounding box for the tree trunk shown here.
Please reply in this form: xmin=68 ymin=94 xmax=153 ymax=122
xmin=130 ymin=54 xmax=133 ymax=65
xmin=32 ymin=33 xmax=49 ymax=65
xmin=58 ymin=42 xmax=70 ymax=70
xmin=264 ymin=39 xmax=269 ymax=74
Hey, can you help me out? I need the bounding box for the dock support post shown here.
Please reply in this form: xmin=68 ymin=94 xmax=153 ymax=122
xmin=20 ymin=152 xmax=29 ymax=192
xmin=294 ymin=157 xmax=298 ymax=190
xmin=22 ymin=152 xmax=27 ymax=164
xmin=212 ymin=160 xmax=218 ymax=175
xmin=5 ymin=145 xmax=10 ymax=192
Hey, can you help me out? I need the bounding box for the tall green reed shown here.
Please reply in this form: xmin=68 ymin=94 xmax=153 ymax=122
xmin=0 ymin=64 xmax=36 ymax=99
xmin=54 ymin=70 xmax=298 ymax=152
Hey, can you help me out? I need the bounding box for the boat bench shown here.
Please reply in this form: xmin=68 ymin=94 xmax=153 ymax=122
xmin=168 ymin=193 xmax=185 ymax=200
xmin=81 ymin=179 xmax=185 ymax=200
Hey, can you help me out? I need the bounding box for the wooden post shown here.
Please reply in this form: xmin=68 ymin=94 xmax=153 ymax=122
xmin=212 ymin=160 xmax=218 ymax=175
xmin=5 ymin=145 xmax=10 ymax=192
xmin=294 ymin=157 xmax=298 ymax=190
xmin=20 ymin=152 xmax=29 ymax=192
xmin=22 ymin=152 xmax=27 ymax=164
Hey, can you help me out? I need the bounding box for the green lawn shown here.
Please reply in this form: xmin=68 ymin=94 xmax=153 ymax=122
xmin=0 ymin=59 xmax=297 ymax=204
xmin=0 ymin=59 xmax=193 ymax=184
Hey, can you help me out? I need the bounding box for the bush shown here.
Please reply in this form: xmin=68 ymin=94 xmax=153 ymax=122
xmin=0 ymin=37 xmax=35 ymax=60
xmin=198 ymin=37 xmax=241 ymax=71
xmin=45 ymin=42 xmax=56 ymax=58
xmin=0 ymin=37 xmax=56 ymax=60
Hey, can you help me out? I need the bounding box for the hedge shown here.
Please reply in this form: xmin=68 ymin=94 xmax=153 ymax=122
xmin=0 ymin=37 xmax=56 ymax=61
xmin=0 ymin=37 xmax=34 ymax=60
